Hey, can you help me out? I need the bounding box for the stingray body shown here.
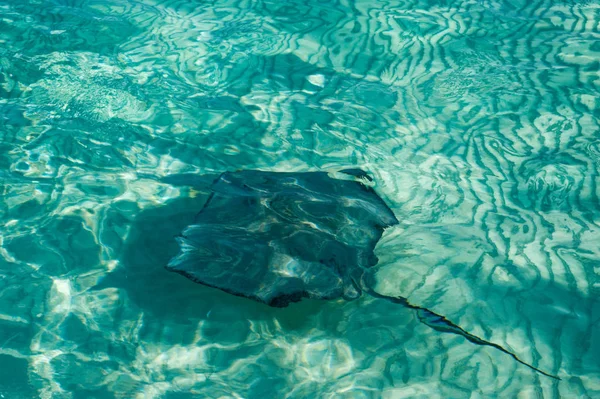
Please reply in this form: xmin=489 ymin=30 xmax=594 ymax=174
xmin=167 ymin=169 xmax=559 ymax=380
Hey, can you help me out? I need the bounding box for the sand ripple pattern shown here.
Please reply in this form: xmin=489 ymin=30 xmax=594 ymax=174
xmin=1 ymin=0 xmax=600 ymax=397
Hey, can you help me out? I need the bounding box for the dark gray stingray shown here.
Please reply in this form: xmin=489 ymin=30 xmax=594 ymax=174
xmin=166 ymin=169 xmax=559 ymax=380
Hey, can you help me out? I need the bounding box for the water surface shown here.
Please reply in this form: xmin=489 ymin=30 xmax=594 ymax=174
xmin=1 ymin=0 xmax=600 ymax=397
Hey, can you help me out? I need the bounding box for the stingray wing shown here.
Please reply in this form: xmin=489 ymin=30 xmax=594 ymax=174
xmin=167 ymin=170 xmax=398 ymax=307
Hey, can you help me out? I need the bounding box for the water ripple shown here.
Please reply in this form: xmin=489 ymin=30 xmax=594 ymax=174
xmin=1 ymin=0 xmax=600 ymax=397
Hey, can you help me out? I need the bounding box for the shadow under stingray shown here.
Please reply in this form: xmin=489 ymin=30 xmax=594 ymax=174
xmin=93 ymin=177 xmax=331 ymax=333
xmin=94 ymin=170 xmax=561 ymax=381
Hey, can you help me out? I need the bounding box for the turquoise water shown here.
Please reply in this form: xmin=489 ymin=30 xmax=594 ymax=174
xmin=1 ymin=0 xmax=600 ymax=397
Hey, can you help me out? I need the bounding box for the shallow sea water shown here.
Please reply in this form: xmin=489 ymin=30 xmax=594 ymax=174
xmin=1 ymin=0 xmax=600 ymax=397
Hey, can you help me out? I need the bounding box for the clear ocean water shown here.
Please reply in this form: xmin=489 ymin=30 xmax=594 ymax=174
xmin=1 ymin=0 xmax=600 ymax=397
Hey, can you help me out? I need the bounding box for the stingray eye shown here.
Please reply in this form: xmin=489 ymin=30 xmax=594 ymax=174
xmin=318 ymin=257 xmax=337 ymax=267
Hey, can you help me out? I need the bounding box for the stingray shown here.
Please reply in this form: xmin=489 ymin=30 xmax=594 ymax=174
xmin=166 ymin=169 xmax=559 ymax=380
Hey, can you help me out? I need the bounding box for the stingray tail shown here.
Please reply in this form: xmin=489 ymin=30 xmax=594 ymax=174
xmin=366 ymin=289 xmax=560 ymax=380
